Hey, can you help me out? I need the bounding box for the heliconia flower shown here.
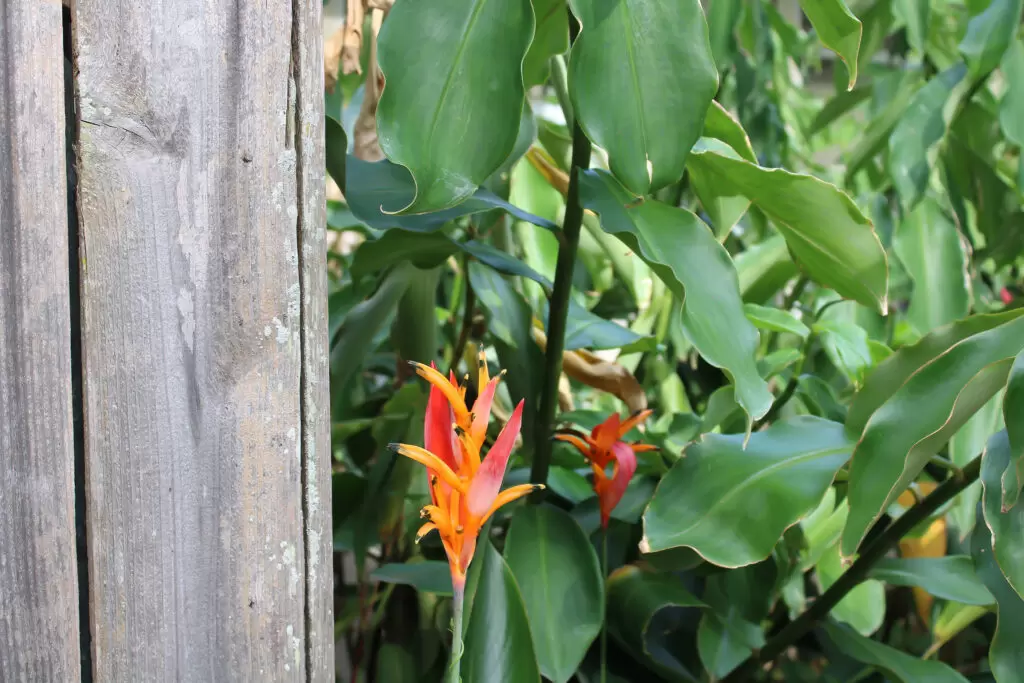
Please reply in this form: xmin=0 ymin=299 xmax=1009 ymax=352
xmin=555 ymin=410 xmax=657 ymax=528
xmin=391 ymin=355 xmax=541 ymax=591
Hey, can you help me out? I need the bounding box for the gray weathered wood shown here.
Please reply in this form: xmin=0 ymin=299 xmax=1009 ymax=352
xmin=0 ymin=1 xmax=83 ymax=680
xmin=75 ymin=0 xmax=330 ymax=678
xmin=294 ymin=0 xmax=335 ymax=679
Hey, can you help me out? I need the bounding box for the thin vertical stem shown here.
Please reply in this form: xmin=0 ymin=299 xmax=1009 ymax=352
xmin=531 ymin=9 xmax=591 ymax=491
xmin=447 ymin=584 xmax=465 ymax=683
xmin=600 ymin=528 xmax=609 ymax=683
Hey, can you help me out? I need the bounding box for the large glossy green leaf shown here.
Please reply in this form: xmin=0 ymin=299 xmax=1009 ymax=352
xmin=523 ymin=0 xmax=569 ymax=88
xmin=579 ymin=169 xmax=771 ymax=423
xmin=975 ymin=458 xmax=1024 ymax=683
xmin=687 ymin=142 xmax=889 ymax=313
xmin=606 ymin=565 xmax=706 ymax=682
xmin=889 ymin=64 xmax=967 ymax=209
xmin=959 ymin=0 xmax=1024 ymax=79
xmin=372 ymin=561 xmax=454 ymax=596
xmin=462 ymin=541 xmax=541 ymax=683
xmin=999 ymin=39 xmax=1024 ymax=146
xmin=641 ymin=417 xmax=854 ymax=567
xmin=822 ymin=623 xmax=970 ymax=683
xmin=869 ymin=556 xmax=994 ymax=605
xmin=892 ymin=198 xmax=971 ymax=336
xmin=842 ymin=314 xmax=1024 ymax=556
xmin=376 ymin=0 xmax=534 ymax=212
xmin=561 ymin=299 xmax=654 ymax=353
xmin=567 ymin=0 xmax=718 ymax=195
xmin=981 ymin=431 xmax=1024 ymax=599
xmin=1004 ymin=352 xmax=1024 ymax=509
xmin=949 ymin=393 xmax=1003 ymax=539
xmin=798 ymin=0 xmax=863 ymax=89
xmin=817 ymin=543 xmax=885 ymax=635
xmin=345 ymin=157 xmax=558 ymax=232
xmin=504 ymin=505 xmax=603 ymax=683
xmin=846 ymin=310 xmax=1024 ymax=434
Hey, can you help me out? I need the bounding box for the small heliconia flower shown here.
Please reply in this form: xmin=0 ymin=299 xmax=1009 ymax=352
xmin=390 ymin=354 xmax=541 ymax=591
xmin=555 ymin=410 xmax=657 ymax=529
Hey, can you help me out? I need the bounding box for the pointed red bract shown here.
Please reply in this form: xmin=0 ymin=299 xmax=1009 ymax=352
xmin=601 ymin=441 xmax=638 ymax=527
xmin=424 ymin=367 xmax=459 ymax=471
xmin=467 ymin=399 xmax=524 ymax=517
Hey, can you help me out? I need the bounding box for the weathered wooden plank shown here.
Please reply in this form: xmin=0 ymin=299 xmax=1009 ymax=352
xmin=293 ymin=0 xmax=335 ymax=679
xmin=0 ymin=1 xmax=82 ymax=680
xmin=75 ymin=0 xmax=328 ymax=678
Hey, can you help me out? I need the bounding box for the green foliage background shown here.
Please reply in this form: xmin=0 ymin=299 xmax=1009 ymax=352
xmin=325 ymin=0 xmax=1024 ymax=680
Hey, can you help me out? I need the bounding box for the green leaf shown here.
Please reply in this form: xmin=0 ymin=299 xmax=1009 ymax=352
xmin=567 ymin=0 xmax=718 ymax=195
xmin=932 ymin=601 xmax=990 ymax=653
xmin=371 ymin=561 xmax=454 ymax=597
xmin=376 ymin=0 xmax=534 ymax=212
xmin=546 ymin=466 xmax=595 ymax=504
xmin=842 ymin=314 xmax=1024 ymax=556
xmin=504 ymin=505 xmax=603 ymax=683
xmin=345 ymin=157 xmax=558 ymax=232
xmin=844 ymin=72 xmax=922 ymax=183
xmin=806 ymin=85 xmax=873 ymax=136
xmin=702 ymin=101 xmax=756 ymax=163
xmin=889 ymin=63 xmax=967 ymax=209
xmin=975 ymin=452 xmax=1024 ymax=683
xmin=870 ymin=556 xmax=994 ymax=605
xmin=561 ymin=299 xmax=655 ymax=353
xmin=959 ymin=0 xmax=1024 ymax=79
xmin=606 ymin=565 xmax=706 ymax=682
xmin=949 ymin=393 xmax=1003 ymax=539
xmin=459 ymin=240 xmax=550 ymax=288
xmin=817 ymin=543 xmax=885 ymax=635
xmin=462 ymin=541 xmax=541 ymax=683
xmin=687 ymin=138 xmax=752 ymax=239
xmin=523 ymin=0 xmax=569 ymax=88
xmin=688 ymin=142 xmax=889 ymax=313
xmin=351 ymin=231 xmax=459 ymax=281
xmin=999 ymin=39 xmax=1024 ymax=146
xmin=706 ymin=0 xmax=742 ymax=70
xmin=735 ymin=235 xmax=799 ymax=305
xmin=814 ymin=319 xmax=873 ymax=387
xmin=892 ymin=198 xmax=971 ymax=336
xmin=798 ymin=492 xmax=850 ymax=571
xmin=822 ymin=622 xmax=970 ymax=683
xmin=375 ymin=644 xmax=418 ymax=683
xmin=642 ymin=417 xmax=854 ymax=567
xmin=579 ymin=169 xmax=771 ymax=424
xmin=894 ymin=0 xmax=930 ymax=54
xmin=846 ymin=310 xmax=1024 ymax=435
xmin=798 ymin=0 xmax=863 ymax=89
xmin=696 ymin=567 xmax=771 ymax=678
xmin=325 ymin=115 xmax=347 ymax=190
xmin=744 ymin=303 xmax=810 ymax=338
xmin=331 ymin=263 xmax=415 ymax=387
xmin=981 ymin=431 xmax=1024 ymax=600
xmin=1003 ymin=352 xmax=1024 ymax=509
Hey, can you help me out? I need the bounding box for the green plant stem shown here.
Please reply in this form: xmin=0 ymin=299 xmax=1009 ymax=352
xmin=723 ymin=454 xmax=983 ymax=682
xmin=600 ymin=528 xmax=609 ymax=683
xmin=447 ymin=585 xmax=466 ymax=683
xmin=448 ymin=254 xmax=476 ymax=373
xmin=549 ymin=54 xmax=574 ymax=129
xmin=531 ymin=10 xmax=591 ymax=491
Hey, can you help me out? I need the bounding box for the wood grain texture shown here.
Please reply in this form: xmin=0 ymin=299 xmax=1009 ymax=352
xmin=0 ymin=1 xmax=82 ymax=679
xmin=75 ymin=0 xmax=329 ymax=678
xmin=292 ymin=0 xmax=334 ymax=679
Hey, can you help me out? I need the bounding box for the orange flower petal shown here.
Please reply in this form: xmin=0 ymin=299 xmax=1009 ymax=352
xmin=480 ymin=483 xmax=544 ymax=525
xmin=390 ymin=443 xmax=466 ymax=493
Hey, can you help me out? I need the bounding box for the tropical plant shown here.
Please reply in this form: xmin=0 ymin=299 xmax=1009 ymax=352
xmin=324 ymin=0 xmax=1024 ymax=680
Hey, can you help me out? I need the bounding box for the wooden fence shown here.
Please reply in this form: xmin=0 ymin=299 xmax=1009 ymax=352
xmin=1 ymin=2 xmax=333 ymax=680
